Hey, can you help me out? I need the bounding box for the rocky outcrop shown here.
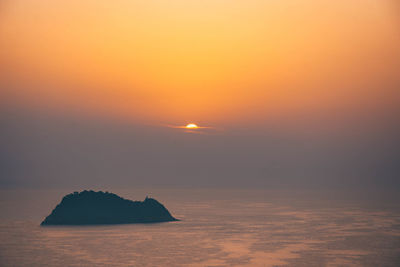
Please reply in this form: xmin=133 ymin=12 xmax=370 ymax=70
xmin=41 ymin=190 xmax=178 ymax=225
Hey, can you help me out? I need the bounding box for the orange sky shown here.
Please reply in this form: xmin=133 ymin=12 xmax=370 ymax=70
xmin=1 ymin=0 xmax=399 ymax=126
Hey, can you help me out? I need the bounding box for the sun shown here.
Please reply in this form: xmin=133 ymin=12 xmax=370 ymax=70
xmin=185 ymin=123 xmax=198 ymax=129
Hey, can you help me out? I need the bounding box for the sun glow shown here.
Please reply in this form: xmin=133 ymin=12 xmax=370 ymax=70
xmin=185 ymin=123 xmax=199 ymax=129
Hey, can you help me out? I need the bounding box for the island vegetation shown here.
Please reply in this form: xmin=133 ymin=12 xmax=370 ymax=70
xmin=41 ymin=190 xmax=178 ymax=225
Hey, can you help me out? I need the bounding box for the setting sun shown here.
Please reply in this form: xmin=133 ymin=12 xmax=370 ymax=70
xmin=185 ymin=123 xmax=198 ymax=129
xmin=1 ymin=0 xmax=400 ymax=266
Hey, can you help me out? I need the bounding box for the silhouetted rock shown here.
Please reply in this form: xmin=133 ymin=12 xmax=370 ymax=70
xmin=41 ymin=190 xmax=178 ymax=225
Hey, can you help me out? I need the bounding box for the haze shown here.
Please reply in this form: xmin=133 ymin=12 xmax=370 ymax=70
xmin=1 ymin=0 xmax=399 ymax=190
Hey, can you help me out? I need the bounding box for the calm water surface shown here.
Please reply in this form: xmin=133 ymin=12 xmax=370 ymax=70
xmin=0 ymin=188 xmax=399 ymax=266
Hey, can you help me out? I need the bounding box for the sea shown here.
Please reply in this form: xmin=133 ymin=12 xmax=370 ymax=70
xmin=0 ymin=187 xmax=399 ymax=266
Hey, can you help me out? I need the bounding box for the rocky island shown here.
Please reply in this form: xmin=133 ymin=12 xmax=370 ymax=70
xmin=41 ymin=190 xmax=178 ymax=225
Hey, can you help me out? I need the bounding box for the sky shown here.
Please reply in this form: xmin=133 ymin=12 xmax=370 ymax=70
xmin=1 ymin=0 xmax=399 ymax=189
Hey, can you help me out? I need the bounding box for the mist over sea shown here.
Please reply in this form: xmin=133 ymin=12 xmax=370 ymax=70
xmin=1 ymin=0 xmax=400 ymax=266
xmin=1 ymin=187 xmax=399 ymax=266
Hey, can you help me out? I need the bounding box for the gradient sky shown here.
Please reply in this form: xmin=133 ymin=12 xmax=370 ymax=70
xmin=1 ymin=0 xmax=399 ymax=189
